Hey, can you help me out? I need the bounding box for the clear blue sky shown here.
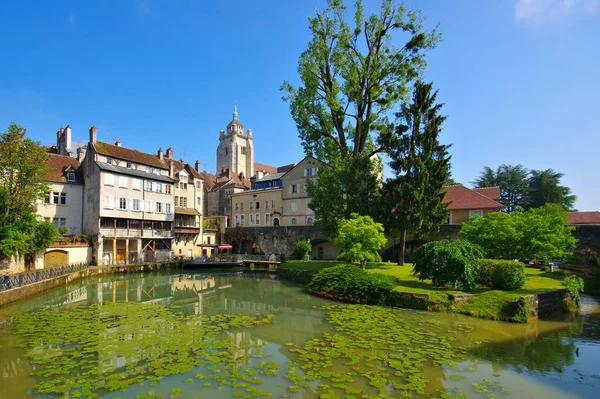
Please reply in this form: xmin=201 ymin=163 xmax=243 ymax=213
xmin=1 ymin=0 xmax=598 ymax=210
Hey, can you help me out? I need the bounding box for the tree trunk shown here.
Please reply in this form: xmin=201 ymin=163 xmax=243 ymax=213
xmin=397 ymin=230 xmax=406 ymax=266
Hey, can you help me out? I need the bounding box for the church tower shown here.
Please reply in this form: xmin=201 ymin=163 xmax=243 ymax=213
xmin=216 ymin=106 xmax=254 ymax=180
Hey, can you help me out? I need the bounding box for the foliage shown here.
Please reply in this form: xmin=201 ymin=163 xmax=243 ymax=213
xmin=527 ymin=168 xmax=577 ymax=211
xmin=476 ymin=259 xmax=496 ymax=286
xmin=307 ymin=264 xmax=397 ymax=304
xmin=490 ymin=261 xmax=526 ymax=290
xmin=460 ymin=203 xmax=577 ymax=261
xmin=412 ymin=240 xmax=483 ymax=291
xmin=382 ymin=81 xmax=451 ymax=265
xmin=473 ymin=164 xmax=529 ymax=213
xmin=335 ymin=213 xmax=387 ymax=269
xmin=279 ymin=253 xmax=287 ymax=264
xmin=307 ymin=155 xmax=382 ymax=237
xmin=562 ymin=275 xmax=585 ymax=308
xmin=0 ymin=123 xmax=53 ymax=257
xmin=57 ymin=226 xmax=69 ymax=236
xmin=472 ymin=164 xmax=576 ymax=212
xmin=292 ymin=240 xmax=312 ymax=260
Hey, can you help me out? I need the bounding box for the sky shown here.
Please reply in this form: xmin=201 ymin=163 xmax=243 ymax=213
xmin=0 ymin=0 xmax=599 ymax=210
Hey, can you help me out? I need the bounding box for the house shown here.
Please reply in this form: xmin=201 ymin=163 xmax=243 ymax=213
xmin=444 ymin=185 xmax=503 ymax=224
xmin=568 ymin=212 xmax=600 ymax=225
xmin=81 ymin=127 xmax=176 ymax=265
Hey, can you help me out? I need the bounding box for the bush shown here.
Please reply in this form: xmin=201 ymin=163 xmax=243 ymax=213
xmin=476 ymin=259 xmax=496 ymax=286
xmin=57 ymin=226 xmax=69 ymax=236
xmin=562 ymin=275 xmax=584 ymax=308
xmin=490 ymin=261 xmax=526 ymax=290
xmin=307 ymin=265 xmax=397 ymax=305
xmin=292 ymin=240 xmax=312 ymax=260
xmin=412 ymin=241 xmax=484 ymax=291
xmin=279 ymin=254 xmax=287 ymax=264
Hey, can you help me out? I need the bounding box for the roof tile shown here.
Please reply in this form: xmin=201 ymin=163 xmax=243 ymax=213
xmin=45 ymin=154 xmax=81 ymax=183
xmin=444 ymin=185 xmax=503 ymax=210
xmin=568 ymin=212 xmax=600 ymax=225
xmin=93 ymin=141 xmax=168 ymax=170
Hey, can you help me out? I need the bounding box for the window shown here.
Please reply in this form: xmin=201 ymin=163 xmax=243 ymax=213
xmin=240 ymin=202 xmax=244 ymax=210
xmin=60 ymin=193 xmax=66 ymax=205
xmin=174 ymin=196 xmax=179 ymax=206
xmin=256 ymin=201 xmax=260 ymax=209
xmin=197 ymin=196 xmax=201 ymax=205
xmin=119 ymin=197 xmax=127 ymax=210
xmin=250 ymin=202 xmax=254 ymax=210
xmin=166 ymin=184 xmax=172 ymax=194
xmin=44 ymin=192 xmax=50 ymax=203
xmin=265 ymin=214 xmax=270 ymax=225
xmin=131 ymin=199 xmax=141 ymax=211
xmin=225 ymin=147 xmax=228 ymax=156
xmin=291 ymin=202 xmax=297 ymax=214
xmin=179 ymin=182 xmax=187 ymax=190
xmin=240 ymin=215 xmax=245 ymax=226
xmin=166 ymin=203 xmax=171 ymax=214
xmin=469 ymin=210 xmax=483 ymax=217
xmin=132 ymin=178 xmax=141 ymax=190
xmin=53 ymin=192 xmax=59 ymax=204
xmin=116 ymin=219 xmax=127 ymax=229
xmin=146 ymin=166 xmax=152 ymax=173
xmin=103 ymin=196 xmax=115 ymax=209
xmin=241 ymin=146 xmax=246 ymax=155
xmin=207 ymin=236 xmax=211 ymax=244
xmin=181 ymin=197 xmax=187 ymax=207
xmin=67 ymin=172 xmax=76 ymax=182
xmin=235 ymin=203 xmax=239 ymax=211
xmin=255 ymin=214 xmax=260 ymax=225
xmin=119 ymin=176 xmax=128 ymax=188
xmin=52 ymin=217 xmax=66 ymax=227
xmin=145 ymin=200 xmax=153 ymax=213
xmin=271 ymin=200 xmax=275 ymax=208
xmin=104 ymin=173 xmax=115 ymax=186
xmin=107 ymin=157 xmax=113 ymax=165
xmin=307 ymin=218 xmax=313 ymax=226
xmin=144 ymin=180 xmax=152 ymax=191
xmin=235 ymin=215 xmax=240 ymax=227
xmin=305 ymin=168 xmax=313 ymax=176
xmin=291 ymin=218 xmax=297 ymax=226
xmin=196 ymin=181 xmax=201 ymax=189
xmin=250 ymin=214 xmax=254 ymax=225
xmin=127 ymin=162 xmax=133 ymax=169
xmin=291 ymin=184 xmax=298 ymax=193
xmin=265 ymin=201 xmax=269 ymax=209
xmin=156 ymin=202 xmax=163 ymax=213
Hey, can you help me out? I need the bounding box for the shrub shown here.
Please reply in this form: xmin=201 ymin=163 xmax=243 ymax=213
xmin=562 ymin=275 xmax=584 ymax=308
xmin=279 ymin=254 xmax=287 ymax=264
xmin=307 ymin=265 xmax=397 ymax=305
xmin=476 ymin=259 xmax=496 ymax=286
xmin=292 ymin=240 xmax=312 ymax=260
xmin=57 ymin=226 xmax=69 ymax=236
xmin=490 ymin=261 xmax=526 ymax=290
xmin=412 ymin=240 xmax=484 ymax=291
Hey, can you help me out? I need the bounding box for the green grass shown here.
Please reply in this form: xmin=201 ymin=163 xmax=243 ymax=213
xmin=283 ymin=260 xmax=568 ymax=321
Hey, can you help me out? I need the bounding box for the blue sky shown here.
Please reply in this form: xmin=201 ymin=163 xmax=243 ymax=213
xmin=1 ymin=0 xmax=598 ymax=210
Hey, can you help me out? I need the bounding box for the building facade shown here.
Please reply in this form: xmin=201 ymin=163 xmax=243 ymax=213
xmin=171 ymin=159 xmax=204 ymax=259
xmin=216 ymin=107 xmax=254 ymax=180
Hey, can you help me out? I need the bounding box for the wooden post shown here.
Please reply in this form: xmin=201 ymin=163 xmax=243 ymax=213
xmin=125 ymin=238 xmax=129 ymax=265
xmin=112 ymin=238 xmax=116 ymax=265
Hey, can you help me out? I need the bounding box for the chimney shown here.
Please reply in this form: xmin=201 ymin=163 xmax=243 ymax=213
xmin=195 ymin=160 xmax=200 ymax=172
xmin=157 ymin=147 xmax=164 ymax=160
xmin=115 ymin=139 xmax=121 ymax=147
xmin=166 ymin=147 xmax=173 ymax=159
xmin=65 ymin=125 xmax=72 ymax=153
xmin=77 ymin=146 xmax=86 ymax=163
xmin=89 ymin=126 xmax=97 ymax=143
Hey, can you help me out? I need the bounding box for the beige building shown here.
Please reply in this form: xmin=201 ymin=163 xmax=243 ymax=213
xmin=81 ymin=127 xmax=175 ymax=265
xmin=171 ymin=159 xmax=204 ymax=259
xmin=216 ymin=106 xmax=254 ymax=180
xmin=281 ymin=157 xmax=320 ymax=227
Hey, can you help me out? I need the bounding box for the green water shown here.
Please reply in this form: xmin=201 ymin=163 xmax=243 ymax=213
xmin=0 ymin=269 xmax=599 ymax=399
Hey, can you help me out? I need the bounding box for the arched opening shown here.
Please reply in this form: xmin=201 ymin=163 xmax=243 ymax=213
xmin=307 ymin=217 xmax=313 ymax=226
xmin=273 ymin=218 xmax=280 ymax=226
xmin=291 ymin=218 xmax=297 ymax=226
xmin=44 ymin=250 xmax=69 ymax=268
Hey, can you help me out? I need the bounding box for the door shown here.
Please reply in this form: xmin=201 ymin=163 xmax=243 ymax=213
xmin=44 ymin=250 xmax=69 ymax=268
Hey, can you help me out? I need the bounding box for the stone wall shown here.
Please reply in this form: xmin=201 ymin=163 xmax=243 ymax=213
xmin=0 ymin=255 xmax=25 ymax=273
xmin=525 ymin=289 xmax=570 ymax=317
xmin=225 ymin=226 xmax=329 ymax=257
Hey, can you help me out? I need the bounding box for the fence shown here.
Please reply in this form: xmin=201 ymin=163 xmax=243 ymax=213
xmin=0 ymin=262 xmax=91 ymax=292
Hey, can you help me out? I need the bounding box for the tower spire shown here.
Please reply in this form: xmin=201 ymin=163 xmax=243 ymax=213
xmin=233 ymin=105 xmax=238 ymax=120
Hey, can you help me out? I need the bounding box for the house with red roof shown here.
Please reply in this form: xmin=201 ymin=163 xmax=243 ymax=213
xmin=568 ymin=212 xmax=600 ymax=225
xmin=444 ymin=185 xmax=503 ymax=225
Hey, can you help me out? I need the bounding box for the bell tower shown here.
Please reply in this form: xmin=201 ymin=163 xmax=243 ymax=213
xmin=216 ymin=107 xmax=254 ymax=180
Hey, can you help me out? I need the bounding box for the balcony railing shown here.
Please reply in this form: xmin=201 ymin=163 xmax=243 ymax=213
xmin=0 ymin=262 xmax=91 ymax=292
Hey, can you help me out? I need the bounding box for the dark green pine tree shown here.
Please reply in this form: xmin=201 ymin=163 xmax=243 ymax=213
xmin=383 ymin=81 xmax=452 ymax=265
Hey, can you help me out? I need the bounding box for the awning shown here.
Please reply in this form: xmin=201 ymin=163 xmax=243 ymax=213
xmin=174 ymin=207 xmax=202 ymax=216
xmin=218 ymin=244 xmax=232 ymax=250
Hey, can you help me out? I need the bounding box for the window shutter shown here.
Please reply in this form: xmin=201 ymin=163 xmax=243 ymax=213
xmin=109 ymin=196 xmax=115 ymax=209
xmin=288 ymin=185 xmax=292 ymax=194
xmin=303 ymin=168 xmax=307 ymax=176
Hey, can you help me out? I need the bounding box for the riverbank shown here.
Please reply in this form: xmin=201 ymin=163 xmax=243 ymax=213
xmin=0 ymin=262 xmax=181 ymax=307
xmin=277 ymin=260 xmax=573 ymax=322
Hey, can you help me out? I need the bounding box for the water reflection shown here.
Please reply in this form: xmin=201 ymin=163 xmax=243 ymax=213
xmin=0 ymin=271 xmax=598 ymax=399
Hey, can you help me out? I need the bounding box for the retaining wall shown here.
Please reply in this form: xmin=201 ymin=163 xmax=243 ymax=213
xmin=525 ymin=289 xmax=570 ymax=317
xmin=0 ymin=262 xmax=181 ymax=307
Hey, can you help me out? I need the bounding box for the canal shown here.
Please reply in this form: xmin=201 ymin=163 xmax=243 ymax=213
xmin=0 ymin=269 xmax=598 ymax=398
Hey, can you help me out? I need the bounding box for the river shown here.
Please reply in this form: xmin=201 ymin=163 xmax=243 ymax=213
xmin=0 ymin=269 xmax=598 ymax=399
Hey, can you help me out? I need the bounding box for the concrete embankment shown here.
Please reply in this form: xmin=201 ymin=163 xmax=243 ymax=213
xmin=0 ymin=263 xmax=180 ymax=307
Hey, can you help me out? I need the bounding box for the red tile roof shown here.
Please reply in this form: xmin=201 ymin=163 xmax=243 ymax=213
xmin=254 ymin=162 xmax=277 ymax=175
xmin=444 ymin=185 xmax=503 ymax=210
xmin=277 ymin=163 xmax=296 ymax=173
xmin=45 ymin=154 xmax=81 ymax=182
xmin=473 ymin=187 xmax=501 ymax=201
xmin=568 ymin=212 xmax=600 ymax=225
xmin=92 ymin=141 xmax=168 ymax=170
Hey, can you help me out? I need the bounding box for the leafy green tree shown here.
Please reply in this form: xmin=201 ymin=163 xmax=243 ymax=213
xmin=292 ymin=240 xmax=312 ymax=260
xmin=282 ymin=0 xmax=439 ymax=231
xmin=382 ymin=81 xmax=451 ymax=265
xmin=412 ymin=240 xmax=483 ymax=291
xmin=473 ymin=164 xmax=529 ymax=213
xmin=336 ymin=213 xmax=387 ymax=269
xmin=0 ymin=123 xmax=56 ymax=258
xmin=526 ymin=168 xmax=577 ymax=211
xmin=460 ymin=203 xmax=577 ymax=261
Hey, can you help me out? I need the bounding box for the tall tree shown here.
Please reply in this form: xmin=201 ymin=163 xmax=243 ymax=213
xmin=336 ymin=213 xmax=387 ymax=269
xmin=282 ymin=0 xmax=439 ymax=230
xmin=0 ymin=123 xmax=56 ymax=258
xmin=382 ymin=81 xmax=451 ymax=265
xmin=473 ymin=164 xmax=529 ymax=213
xmin=526 ymin=169 xmax=577 ymax=211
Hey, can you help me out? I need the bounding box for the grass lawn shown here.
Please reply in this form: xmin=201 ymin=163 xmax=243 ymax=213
xmin=283 ymin=260 xmax=567 ymax=320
